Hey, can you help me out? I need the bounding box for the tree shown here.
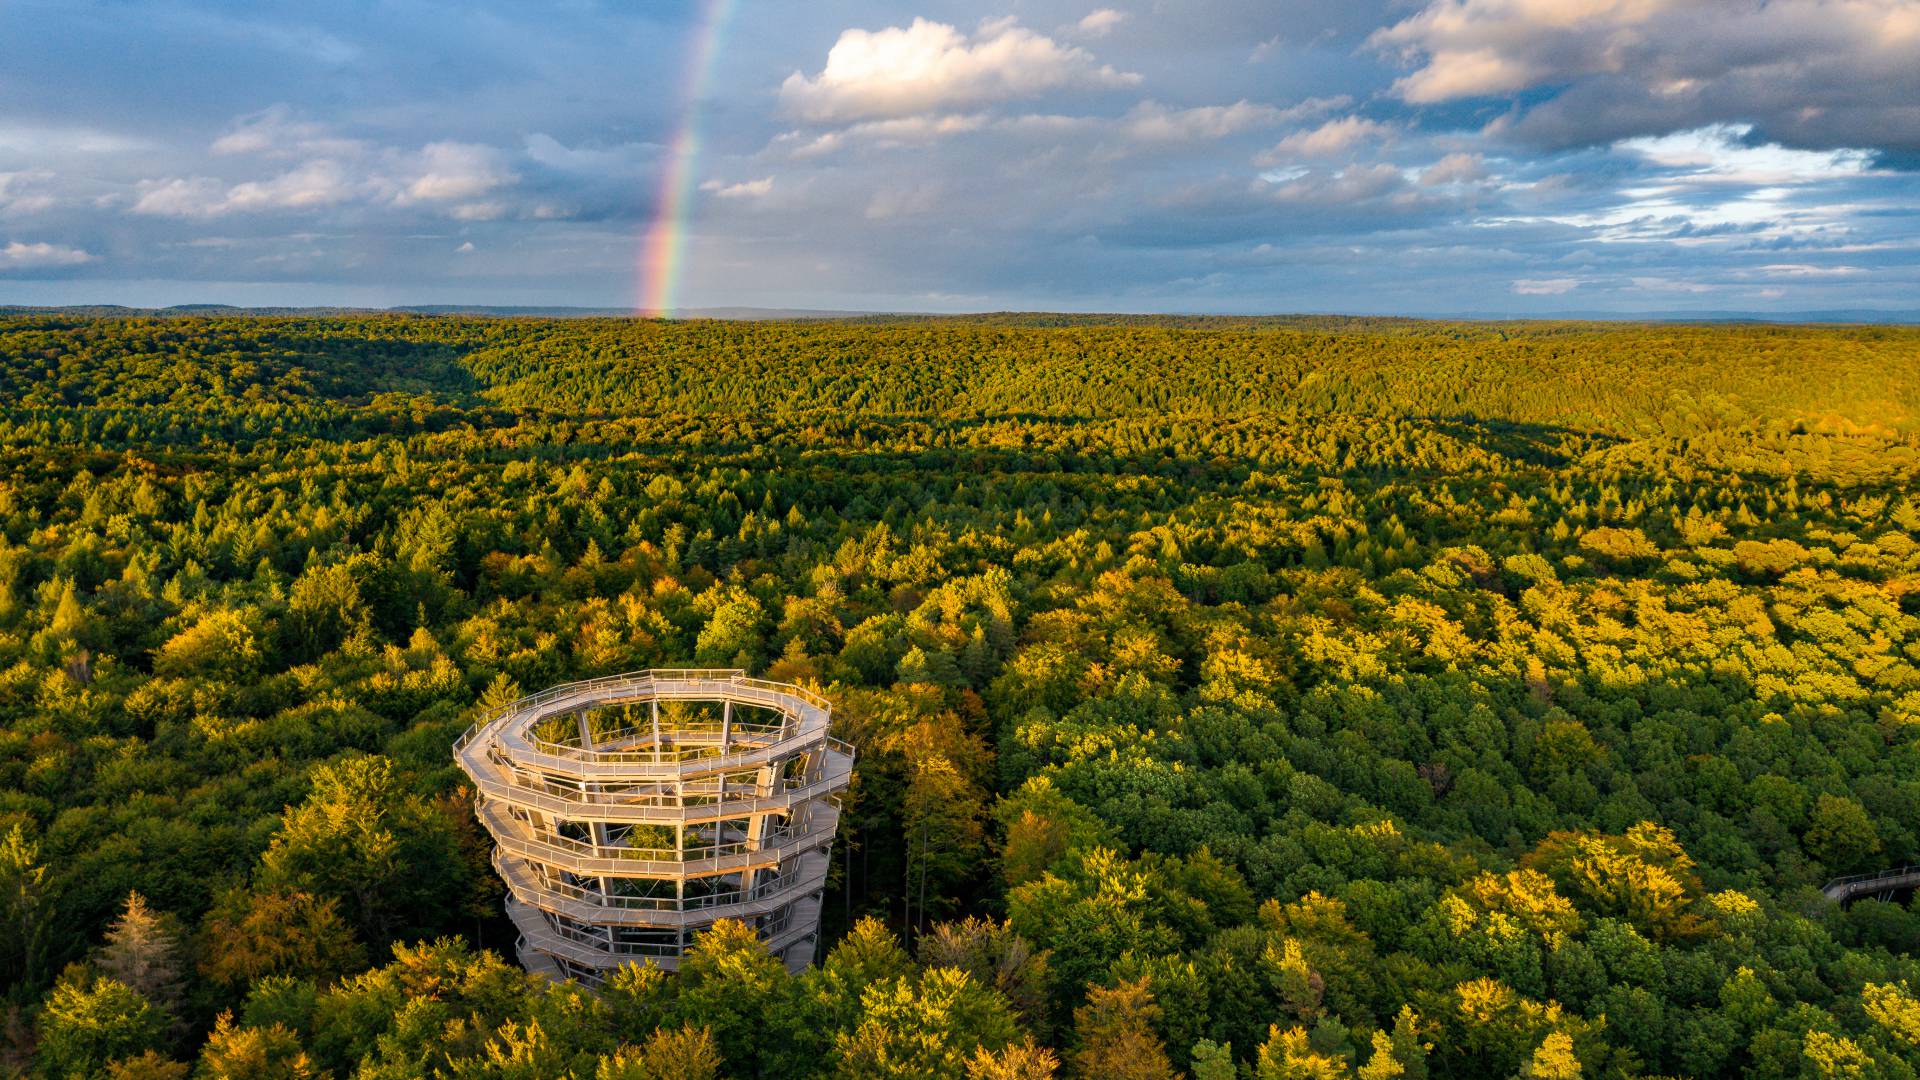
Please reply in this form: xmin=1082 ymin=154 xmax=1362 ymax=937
xmin=152 ymin=609 xmax=262 ymax=682
xmin=1071 ymin=977 xmax=1176 ymax=1080
xmin=593 ymin=1025 xmax=723 ymax=1080
xmin=967 ymin=1037 xmax=1061 ymax=1080
xmin=197 ymin=889 xmax=365 ymax=989
xmin=281 ymin=560 xmax=370 ymax=661
xmin=898 ymin=731 xmax=990 ymax=936
xmin=35 ymin=971 xmax=165 ymax=1078
xmin=1862 ymin=982 xmax=1920 ymax=1049
xmin=1255 ymin=1025 xmax=1348 ymax=1080
xmin=193 ymin=1014 xmax=318 ymax=1080
xmin=257 ymin=755 xmax=463 ymax=942
xmin=1517 ymin=1031 xmax=1581 ymax=1079
xmin=0 ymin=825 xmax=55 ymax=993
xmin=918 ymin=918 xmax=1052 ymax=1038
xmin=694 ymin=589 xmax=767 ymax=667
xmin=833 ymin=968 xmax=1020 ymax=1080
xmin=95 ymin=893 xmax=184 ymax=1021
xmin=106 ymin=1051 xmax=189 ymax=1080
xmin=1359 ymin=1009 xmax=1429 ymax=1080
xmin=670 ymin=919 xmax=817 ymax=1078
xmin=1190 ymin=1040 xmax=1237 ymax=1080
xmin=813 ymin=916 xmax=916 ymax=1029
xmin=1804 ymin=795 xmax=1881 ymax=873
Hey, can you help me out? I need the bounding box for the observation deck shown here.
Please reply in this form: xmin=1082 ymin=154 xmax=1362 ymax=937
xmin=454 ymin=669 xmax=854 ymax=982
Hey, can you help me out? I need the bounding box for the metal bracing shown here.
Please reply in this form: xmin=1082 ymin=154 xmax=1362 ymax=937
xmin=455 ymin=670 xmax=855 ymax=979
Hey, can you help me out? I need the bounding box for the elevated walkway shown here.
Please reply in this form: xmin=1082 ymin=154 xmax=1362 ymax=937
xmin=1822 ymin=865 xmax=1920 ymax=904
xmin=455 ymin=670 xmax=853 ymax=983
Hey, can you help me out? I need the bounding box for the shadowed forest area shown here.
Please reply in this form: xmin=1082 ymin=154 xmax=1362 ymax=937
xmin=2 ymin=314 xmax=1919 ymax=1079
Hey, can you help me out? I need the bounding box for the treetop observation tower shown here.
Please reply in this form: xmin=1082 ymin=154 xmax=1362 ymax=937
xmin=453 ymin=669 xmax=855 ymax=983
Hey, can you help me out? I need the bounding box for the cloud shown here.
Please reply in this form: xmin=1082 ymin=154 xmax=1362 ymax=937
xmin=1122 ymin=101 xmax=1286 ymax=142
xmin=0 ymin=123 xmax=152 ymax=157
xmin=781 ymin=114 xmax=992 ymax=158
xmin=399 ymin=142 xmax=513 ymax=203
xmin=131 ymin=177 xmax=230 ymax=218
xmin=1616 ymin=124 xmax=1873 ymax=185
xmin=1259 ymin=116 xmax=1393 ymax=162
xmin=133 ymin=139 xmax=513 ymax=219
xmin=1490 ymin=124 xmax=1882 ymax=249
xmin=133 ymin=161 xmax=357 ymax=217
xmin=212 ymin=105 xmax=363 ymax=158
xmin=1511 ymin=276 xmax=1582 ymax=295
xmin=0 ymin=172 xmax=59 ymax=216
xmin=700 ymin=177 xmax=775 ymax=199
xmin=780 ymin=17 xmax=1140 ymax=124
xmin=1076 ymin=9 xmax=1128 ymax=37
xmin=1420 ymin=152 xmax=1489 ymax=185
xmin=0 ymin=240 xmax=94 ymax=269
xmin=1374 ymin=0 xmax=1920 ymax=151
xmin=523 ymin=134 xmax=657 ymax=175
xmin=1750 ymin=263 xmax=1863 ymax=277
xmin=224 ymin=159 xmax=358 ymax=211
xmin=865 ymin=183 xmax=944 ymax=220
xmin=1260 ymin=162 xmax=1411 ymax=205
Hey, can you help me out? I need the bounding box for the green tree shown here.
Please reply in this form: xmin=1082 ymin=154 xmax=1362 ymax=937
xmin=257 ymin=755 xmax=463 ymax=942
xmin=36 ymin=972 xmax=165 ymax=1078
xmin=1804 ymin=795 xmax=1881 ymax=873
xmin=833 ymin=968 xmax=1020 ymax=1080
xmin=1 ymin=825 xmax=55 ymax=996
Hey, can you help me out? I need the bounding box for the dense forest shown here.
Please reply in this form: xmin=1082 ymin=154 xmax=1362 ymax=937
xmin=2 ymin=313 xmax=1918 ymax=1079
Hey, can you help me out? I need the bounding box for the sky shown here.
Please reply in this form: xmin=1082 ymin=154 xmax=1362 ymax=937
xmin=2 ymin=0 xmax=1918 ymax=316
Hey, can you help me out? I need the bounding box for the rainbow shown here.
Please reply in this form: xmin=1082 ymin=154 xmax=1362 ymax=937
xmin=638 ymin=0 xmax=736 ymax=318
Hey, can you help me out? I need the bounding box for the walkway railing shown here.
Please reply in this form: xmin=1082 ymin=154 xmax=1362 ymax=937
xmin=456 ymin=669 xmax=853 ymax=980
xmin=1822 ymin=865 xmax=1920 ymax=903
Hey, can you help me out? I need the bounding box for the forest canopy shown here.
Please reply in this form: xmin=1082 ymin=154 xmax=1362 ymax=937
xmin=2 ymin=314 xmax=1918 ymax=1079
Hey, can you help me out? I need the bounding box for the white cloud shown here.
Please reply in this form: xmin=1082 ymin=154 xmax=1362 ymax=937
xmin=523 ymin=133 xmax=657 ymax=174
xmin=131 ymin=177 xmax=230 ymax=218
xmin=1373 ymin=0 xmax=1920 ymax=151
xmin=1275 ymin=96 xmax=1355 ymax=123
xmin=782 ymin=114 xmax=992 ymax=158
xmin=134 ymin=161 xmax=357 ymax=217
xmin=700 ymin=177 xmax=775 ymax=199
xmin=1630 ymin=275 xmax=1717 ymax=293
xmin=133 ymin=138 xmax=514 ymax=220
xmin=0 ymin=172 xmax=58 ymax=216
xmin=1259 ymin=116 xmax=1393 ymax=161
xmin=224 ymin=160 xmax=357 ymax=212
xmin=1751 ymin=263 xmax=1863 ymax=277
xmin=1123 ymin=100 xmax=1285 ymax=142
xmin=1616 ymin=124 xmax=1873 ymax=186
xmin=0 ymin=123 xmax=151 ymax=156
xmin=1511 ymin=277 xmax=1582 ymax=295
xmin=0 ymin=240 xmax=94 ymax=269
xmin=455 ymin=241 xmax=476 ymax=253
xmin=1260 ymin=163 xmax=1409 ymax=205
xmin=780 ymin=17 xmax=1140 ymax=123
xmin=1419 ymin=152 xmax=1489 ymax=185
xmin=212 ymin=105 xmax=362 ymax=158
xmin=449 ymin=201 xmax=506 ymax=221
xmin=1076 ymin=9 xmax=1128 ymax=37
xmin=400 ymin=142 xmax=513 ymax=203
